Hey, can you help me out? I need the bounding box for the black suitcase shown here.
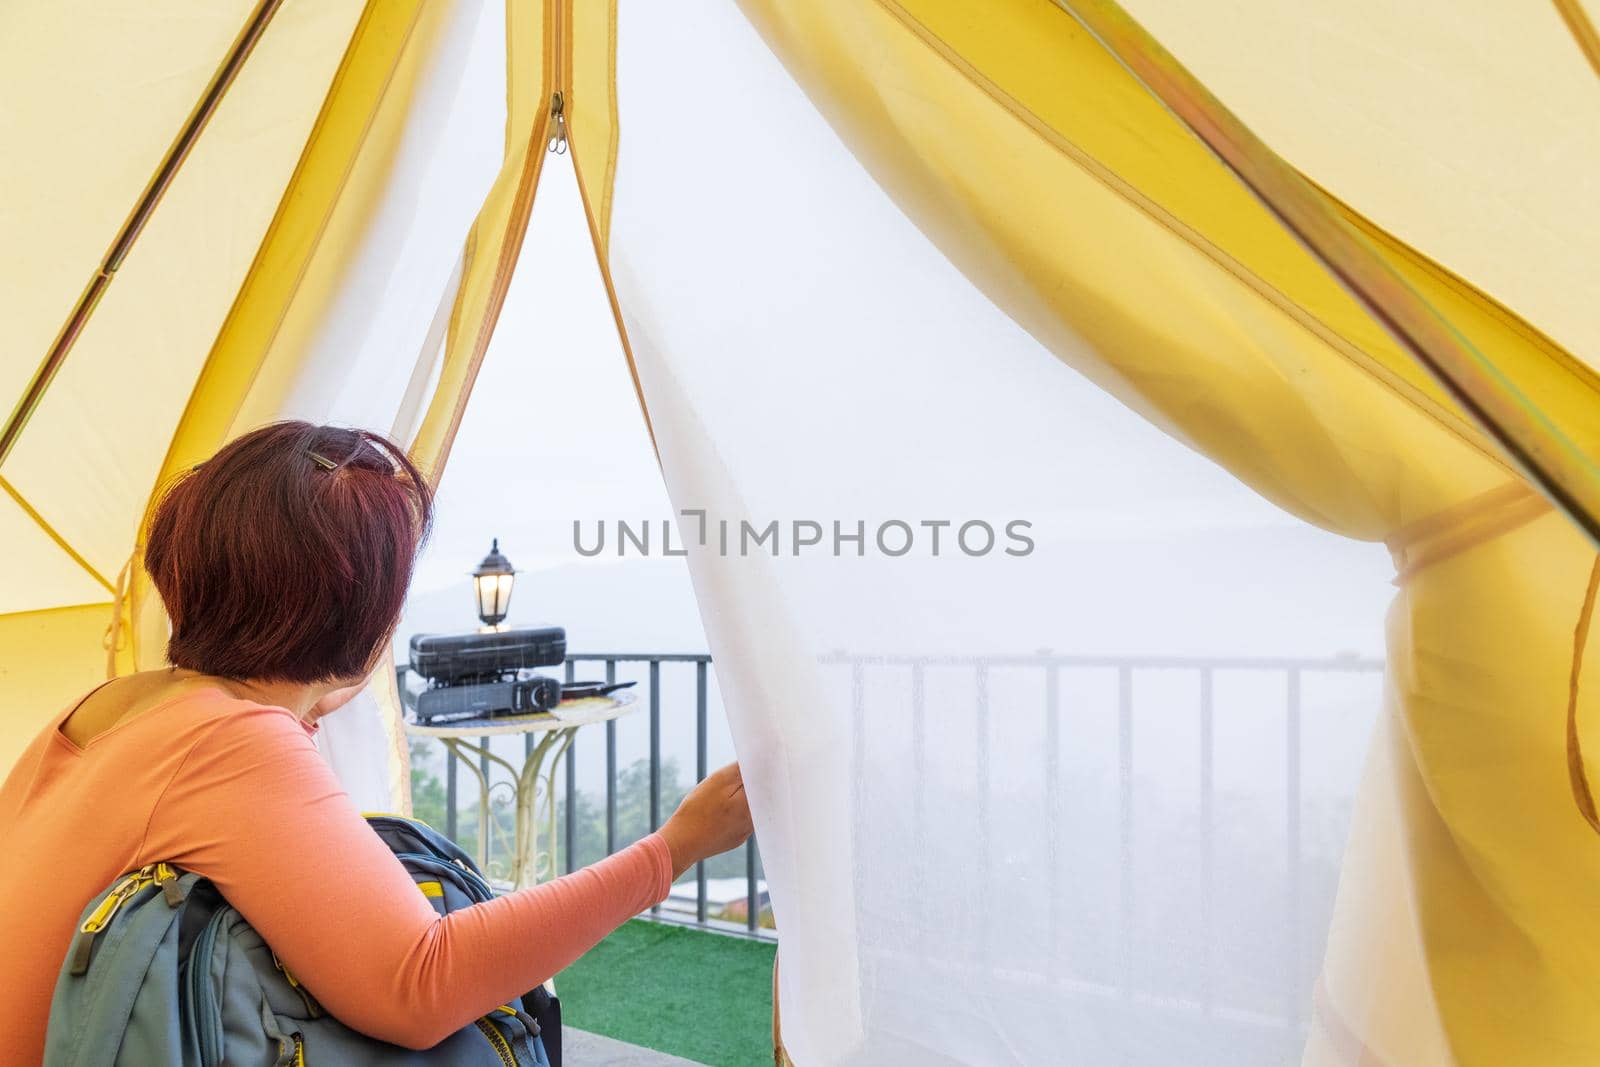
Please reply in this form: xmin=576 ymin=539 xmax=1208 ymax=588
xmin=408 ymin=627 xmax=566 ymax=684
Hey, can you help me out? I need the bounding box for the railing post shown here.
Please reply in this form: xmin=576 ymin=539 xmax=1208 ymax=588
xmin=564 ymin=658 xmax=576 ymax=874
xmin=445 ymin=744 xmax=458 ymax=843
xmin=1118 ymin=664 xmax=1134 ymax=995
xmin=746 ymin=837 xmax=760 ymax=932
xmin=649 ymin=658 xmax=662 ymax=915
xmin=696 ymin=659 xmax=708 ymax=923
xmin=850 ymin=657 xmax=865 ymax=934
xmin=649 ymin=660 xmax=661 ymax=832
xmin=605 ymin=658 xmax=617 ymax=859
xmin=1044 ymin=656 xmax=1060 ymax=978
xmin=478 ymin=737 xmax=492 ymax=873
xmin=1286 ymin=667 xmax=1303 ymax=1027
xmin=1200 ymin=666 xmax=1215 ymax=1014
xmin=975 ymin=662 xmax=991 ymax=963
xmin=911 ymin=662 xmax=926 ymax=949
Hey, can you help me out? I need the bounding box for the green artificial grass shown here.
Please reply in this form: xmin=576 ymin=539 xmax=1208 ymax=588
xmin=558 ymin=919 xmax=776 ymax=1066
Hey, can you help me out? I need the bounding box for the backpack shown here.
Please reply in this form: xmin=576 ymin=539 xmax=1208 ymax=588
xmin=45 ymin=814 xmax=560 ymax=1066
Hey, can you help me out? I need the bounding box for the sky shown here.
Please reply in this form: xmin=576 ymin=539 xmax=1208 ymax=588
xmin=398 ymin=152 xmax=703 ymax=654
xmin=393 ymin=151 xmax=733 ymax=800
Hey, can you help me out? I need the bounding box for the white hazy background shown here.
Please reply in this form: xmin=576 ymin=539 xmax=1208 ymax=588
xmin=392 ymin=145 xmax=1395 ymax=814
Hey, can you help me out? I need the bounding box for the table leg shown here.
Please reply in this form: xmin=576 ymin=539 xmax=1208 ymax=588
xmin=513 ymin=728 xmax=577 ymax=889
xmin=546 ymin=731 xmax=577 ymax=882
xmin=439 ymin=737 xmax=494 ymax=872
xmin=430 ymin=723 xmax=595 ymax=891
xmin=520 ymin=728 xmax=578 ymax=997
xmin=439 ymin=737 xmax=526 ymax=881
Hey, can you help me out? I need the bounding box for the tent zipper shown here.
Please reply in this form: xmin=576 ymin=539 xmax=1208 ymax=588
xmin=548 ymin=0 xmax=568 ymax=154
xmin=548 ymin=91 xmax=567 ymax=154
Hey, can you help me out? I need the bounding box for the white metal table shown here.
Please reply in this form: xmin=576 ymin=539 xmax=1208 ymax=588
xmin=404 ymin=692 xmax=638 ymax=890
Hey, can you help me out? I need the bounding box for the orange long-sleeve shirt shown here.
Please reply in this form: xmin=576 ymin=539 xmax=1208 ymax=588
xmin=0 ymin=687 xmax=673 ymax=1062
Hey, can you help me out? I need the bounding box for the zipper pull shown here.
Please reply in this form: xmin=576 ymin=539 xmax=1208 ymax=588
xmin=547 ymin=91 xmax=567 ymax=155
xmin=502 ymin=1003 xmax=540 ymax=1037
xmin=154 ymin=862 xmax=187 ymax=907
xmin=69 ymin=866 xmax=156 ymax=975
xmin=80 ymin=866 xmax=150 ymax=933
xmin=67 ymin=928 xmax=98 ymax=977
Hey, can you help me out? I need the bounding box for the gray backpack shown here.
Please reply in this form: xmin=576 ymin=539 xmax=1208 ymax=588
xmin=45 ymin=814 xmax=554 ymax=1066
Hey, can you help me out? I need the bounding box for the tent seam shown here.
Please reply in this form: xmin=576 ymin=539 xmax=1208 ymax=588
xmin=420 ymin=1 xmax=555 ymax=484
xmin=567 ymin=128 xmax=658 ymax=459
xmin=0 ymin=602 xmax=115 ymax=621
xmin=1567 ymin=554 xmax=1600 ymax=835
xmin=870 ymin=0 xmax=1512 ymax=474
xmin=139 ymin=0 xmax=429 ymax=530
xmin=598 ymin=0 xmax=621 ymax=251
xmin=1315 ymin=179 xmax=1600 ymax=400
xmin=1055 ymin=0 xmax=1600 ymax=544
xmin=0 ymin=0 xmax=287 ymax=469
xmin=122 ymin=0 xmax=428 ymax=674
xmin=429 ymin=137 xmax=551 ymax=481
xmin=201 ymin=1 xmax=432 ymax=430
xmin=1387 ymin=480 xmax=1552 ymax=583
xmin=1553 ymin=0 xmax=1600 ymax=81
xmin=0 ymin=474 xmax=116 ymax=595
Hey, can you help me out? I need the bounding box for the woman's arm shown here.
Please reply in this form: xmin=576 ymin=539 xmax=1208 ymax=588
xmin=147 ymin=703 xmax=676 ymax=1050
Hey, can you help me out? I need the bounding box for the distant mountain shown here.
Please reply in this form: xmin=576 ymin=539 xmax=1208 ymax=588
xmin=397 ymin=556 xmax=709 ymax=657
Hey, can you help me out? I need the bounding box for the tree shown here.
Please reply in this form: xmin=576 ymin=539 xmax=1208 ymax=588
xmin=410 ymin=744 xmax=761 ymax=891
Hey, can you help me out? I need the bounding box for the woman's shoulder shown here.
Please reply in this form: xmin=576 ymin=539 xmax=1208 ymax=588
xmin=173 ymin=689 xmax=317 ymax=746
xmin=141 ymin=691 xmax=332 ymax=806
xmin=69 ymin=677 xmax=313 ymax=755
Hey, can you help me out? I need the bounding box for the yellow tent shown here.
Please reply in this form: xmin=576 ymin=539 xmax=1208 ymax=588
xmin=5 ymin=1 xmax=1598 ymax=1063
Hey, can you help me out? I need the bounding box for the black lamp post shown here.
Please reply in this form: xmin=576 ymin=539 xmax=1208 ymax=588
xmin=471 ymin=538 xmax=516 ymax=629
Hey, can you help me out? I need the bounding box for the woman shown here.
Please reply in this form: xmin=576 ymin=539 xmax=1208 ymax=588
xmin=0 ymin=421 xmax=753 ymax=1061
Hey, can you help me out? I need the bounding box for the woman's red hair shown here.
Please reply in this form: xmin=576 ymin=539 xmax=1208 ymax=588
xmin=145 ymin=422 xmax=433 ymax=684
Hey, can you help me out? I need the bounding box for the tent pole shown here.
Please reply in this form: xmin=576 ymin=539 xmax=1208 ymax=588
xmin=0 ymin=0 xmax=286 ymax=469
xmin=1553 ymin=0 xmax=1600 ymax=81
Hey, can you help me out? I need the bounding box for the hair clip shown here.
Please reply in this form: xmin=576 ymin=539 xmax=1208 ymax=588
xmin=307 ymin=450 xmax=339 ymax=471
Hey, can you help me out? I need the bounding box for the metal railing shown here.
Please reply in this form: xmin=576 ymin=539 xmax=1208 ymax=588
xmin=435 ymin=652 xmax=772 ymax=941
xmin=427 ymin=647 xmax=1386 ymax=1011
xmin=824 ymin=650 xmax=1386 ymax=1043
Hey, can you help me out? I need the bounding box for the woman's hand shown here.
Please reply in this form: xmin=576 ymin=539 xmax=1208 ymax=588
xmin=659 ymin=762 xmax=754 ymax=880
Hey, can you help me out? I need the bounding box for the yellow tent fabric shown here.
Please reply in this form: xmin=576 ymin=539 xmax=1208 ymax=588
xmin=732 ymin=0 xmax=1600 ymax=538
xmin=0 ymin=0 xmax=547 ymax=789
xmin=1121 ymin=0 xmax=1600 ymax=364
xmin=2 ymin=0 xmax=363 ymax=755
xmin=5 ymin=0 xmax=1600 ymax=1062
xmin=727 ymin=0 xmax=1600 ymax=1062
